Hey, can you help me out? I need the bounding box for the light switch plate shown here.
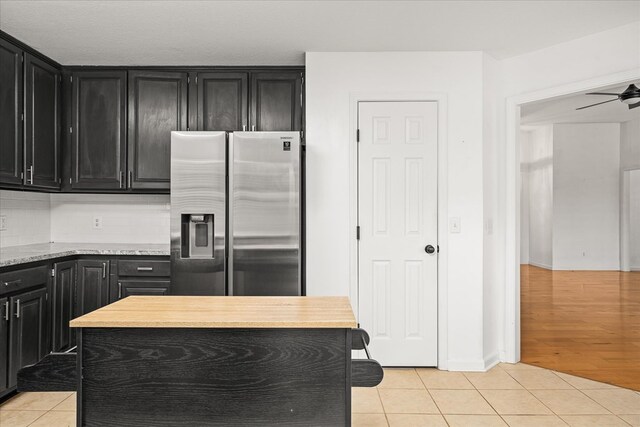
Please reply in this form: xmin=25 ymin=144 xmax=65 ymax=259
xmin=449 ymin=217 xmax=461 ymax=233
xmin=0 ymin=215 xmax=6 ymax=231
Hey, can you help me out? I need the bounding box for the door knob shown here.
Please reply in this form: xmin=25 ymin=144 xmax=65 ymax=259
xmin=425 ymin=245 xmax=436 ymax=254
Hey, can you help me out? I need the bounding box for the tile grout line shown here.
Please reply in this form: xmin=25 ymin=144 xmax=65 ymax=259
xmin=415 ymin=367 xmax=451 ymax=426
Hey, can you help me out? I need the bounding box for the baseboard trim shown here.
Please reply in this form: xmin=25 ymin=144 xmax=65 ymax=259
xmin=447 ymin=359 xmax=488 ymax=372
xmin=483 ymin=353 xmax=500 ymax=371
xmin=528 ymin=261 xmax=552 ymax=270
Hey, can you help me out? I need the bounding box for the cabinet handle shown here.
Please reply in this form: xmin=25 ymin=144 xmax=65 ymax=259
xmin=102 ymin=262 xmax=107 ymax=278
xmin=26 ymin=165 xmax=33 ymax=185
xmin=128 ymin=170 xmax=132 ymax=188
xmin=3 ymin=301 xmax=8 ymax=321
xmin=119 ymin=171 xmax=124 ymax=188
xmin=118 ymin=282 xmax=122 ymax=299
xmin=251 ymin=125 xmax=255 ymax=131
xmin=137 ymin=267 xmax=153 ymax=272
xmin=15 ymin=299 xmax=20 ymax=318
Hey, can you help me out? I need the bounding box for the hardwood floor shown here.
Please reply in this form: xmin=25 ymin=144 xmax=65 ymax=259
xmin=521 ymin=265 xmax=640 ymax=391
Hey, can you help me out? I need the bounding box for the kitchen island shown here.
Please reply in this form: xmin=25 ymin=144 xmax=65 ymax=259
xmin=66 ymin=296 xmax=363 ymax=426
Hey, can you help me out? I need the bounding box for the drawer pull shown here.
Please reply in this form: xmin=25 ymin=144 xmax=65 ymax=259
xmin=3 ymin=279 xmax=22 ymax=287
xmin=118 ymin=282 xmax=122 ymax=299
xmin=102 ymin=263 xmax=107 ymax=279
xmin=15 ymin=299 xmax=20 ymax=318
xmin=137 ymin=267 xmax=153 ymax=272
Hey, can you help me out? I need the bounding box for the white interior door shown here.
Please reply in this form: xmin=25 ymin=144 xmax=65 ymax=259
xmin=358 ymin=101 xmax=438 ymax=367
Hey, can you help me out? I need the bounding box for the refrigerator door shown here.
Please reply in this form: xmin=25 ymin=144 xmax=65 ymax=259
xmin=229 ymin=132 xmax=301 ymax=296
xmin=170 ymin=131 xmax=226 ymax=295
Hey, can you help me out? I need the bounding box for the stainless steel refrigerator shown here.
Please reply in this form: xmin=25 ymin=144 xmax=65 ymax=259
xmin=170 ymin=131 xmax=301 ymax=296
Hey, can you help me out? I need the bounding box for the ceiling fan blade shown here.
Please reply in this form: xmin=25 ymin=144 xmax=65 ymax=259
xmin=585 ymin=92 xmax=621 ymax=96
xmin=629 ymin=101 xmax=640 ymax=110
xmin=576 ymin=98 xmax=618 ymax=110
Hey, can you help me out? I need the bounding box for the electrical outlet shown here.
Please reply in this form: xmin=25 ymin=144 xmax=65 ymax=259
xmin=92 ymin=216 xmax=103 ymax=230
xmin=0 ymin=215 xmax=6 ymax=231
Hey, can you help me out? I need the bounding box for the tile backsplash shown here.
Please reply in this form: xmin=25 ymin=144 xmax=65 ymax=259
xmin=0 ymin=190 xmax=170 ymax=248
xmin=0 ymin=190 xmax=51 ymax=248
xmin=50 ymin=194 xmax=170 ymax=244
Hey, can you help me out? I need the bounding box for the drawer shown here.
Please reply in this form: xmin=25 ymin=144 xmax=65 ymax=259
xmin=117 ymin=279 xmax=170 ymax=299
xmin=118 ymin=260 xmax=170 ymax=277
xmin=0 ymin=265 xmax=49 ymax=296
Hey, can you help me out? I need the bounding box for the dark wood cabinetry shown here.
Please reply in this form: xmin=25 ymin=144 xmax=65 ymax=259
xmin=251 ymin=71 xmax=303 ymax=131
xmin=119 ymin=280 xmax=170 ymax=298
xmin=128 ymin=71 xmax=188 ymax=191
xmin=71 ymin=71 xmax=127 ymax=190
xmin=77 ymin=260 xmax=110 ymax=315
xmin=52 ymin=261 xmax=77 ymax=352
xmin=8 ymin=287 xmax=48 ymax=388
xmin=0 ymin=38 xmax=23 ymax=188
xmin=196 ymin=72 xmax=248 ymax=131
xmin=0 ymin=297 xmax=8 ymax=394
xmin=24 ymin=54 xmax=61 ymax=189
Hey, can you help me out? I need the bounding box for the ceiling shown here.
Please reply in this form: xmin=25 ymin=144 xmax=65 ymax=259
xmin=520 ymin=83 xmax=640 ymax=125
xmin=0 ymin=0 xmax=638 ymax=65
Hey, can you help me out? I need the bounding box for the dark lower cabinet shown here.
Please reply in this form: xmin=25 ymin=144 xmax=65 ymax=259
xmin=8 ymin=288 xmax=48 ymax=388
xmin=24 ymin=53 xmax=61 ymax=189
xmin=251 ymin=71 xmax=303 ymax=131
xmin=77 ymin=260 xmax=110 ymax=315
xmin=0 ymin=297 xmax=8 ymax=394
xmin=118 ymin=280 xmax=170 ymax=298
xmin=0 ymin=38 xmax=23 ymax=188
xmin=71 ymin=71 xmax=127 ymax=190
xmin=128 ymin=71 xmax=188 ymax=191
xmin=52 ymin=261 xmax=77 ymax=352
xmin=197 ymin=72 xmax=248 ymax=131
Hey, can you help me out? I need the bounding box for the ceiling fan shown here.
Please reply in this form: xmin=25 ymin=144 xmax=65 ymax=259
xmin=576 ymin=84 xmax=640 ymax=110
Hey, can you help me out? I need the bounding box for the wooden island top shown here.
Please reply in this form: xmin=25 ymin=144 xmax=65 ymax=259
xmin=69 ymin=296 xmax=357 ymax=328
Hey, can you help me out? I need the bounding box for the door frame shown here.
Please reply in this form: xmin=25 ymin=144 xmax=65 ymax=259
xmin=349 ymin=92 xmax=449 ymax=369
xmin=504 ymin=68 xmax=640 ymax=363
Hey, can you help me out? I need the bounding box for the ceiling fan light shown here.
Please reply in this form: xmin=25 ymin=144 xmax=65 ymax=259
xmin=621 ymin=95 xmax=640 ymax=105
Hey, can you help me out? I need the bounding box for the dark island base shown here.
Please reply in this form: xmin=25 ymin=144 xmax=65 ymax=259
xmin=77 ymin=328 xmax=352 ymax=426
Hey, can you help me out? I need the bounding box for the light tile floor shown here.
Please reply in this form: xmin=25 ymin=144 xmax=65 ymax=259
xmin=0 ymin=363 xmax=639 ymax=426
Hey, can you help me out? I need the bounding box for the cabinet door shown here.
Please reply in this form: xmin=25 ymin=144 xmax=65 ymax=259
xmin=0 ymin=39 xmax=23 ymax=188
xmin=24 ymin=53 xmax=61 ymax=189
xmin=197 ymin=72 xmax=247 ymax=131
xmin=77 ymin=260 xmax=109 ymax=315
xmin=118 ymin=279 xmax=169 ymax=299
xmin=71 ymin=71 xmax=127 ymax=190
xmin=8 ymin=287 xmax=47 ymax=388
xmin=250 ymin=72 xmax=302 ymax=131
xmin=52 ymin=261 xmax=77 ymax=352
xmin=128 ymin=71 xmax=188 ymax=190
xmin=0 ymin=297 xmax=8 ymax=394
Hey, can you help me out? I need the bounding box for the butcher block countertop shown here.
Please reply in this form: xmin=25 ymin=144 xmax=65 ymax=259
xmin=69 ymin=296 xmax=357 ymax=329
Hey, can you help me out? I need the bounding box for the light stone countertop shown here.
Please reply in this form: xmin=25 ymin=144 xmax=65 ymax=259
xmin=0 ymin=242 xmax=170 ymax=268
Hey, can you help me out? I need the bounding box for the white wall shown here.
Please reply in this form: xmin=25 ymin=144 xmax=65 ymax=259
xmin=526 ymin=126 xmax=553 ymax=269
xmin=630 ymin=170 xmax=640 ymax=270
xmin=519 ymin=131 xmax=530 ymax=264
xmin=50 ymin=194 xmax=170 ymax=244
xmin=305 ymin=52 xmax=487 ymax=369
xmin=552 ymin=123 xmax=620 ymax=270
xmin=621 ymin=118 xmax=640 ymax=171
xmin=0 ymin=190 xmax=51 ymax=248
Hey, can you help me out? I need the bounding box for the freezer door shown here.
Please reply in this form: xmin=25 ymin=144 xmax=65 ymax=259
xmin=170 ymin=131 xmax=226 ymax=295
xmin=229 ymin=132 xmax=301 ymax=296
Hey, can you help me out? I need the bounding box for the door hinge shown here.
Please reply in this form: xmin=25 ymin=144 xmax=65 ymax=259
xmin=69 ymin=127 xmax=73 ymax=134
xmin=50 ymin=268 xmax=55 ymax=277
xmin=188 ymin=76 xmax=190 ymax=84
xmin=356 ymin=226 xmax=360 ymax=240
xmin=20 ymin=113 xmax=24 ymax=122
xmin=356 ymin=129 xmax=360 ymax=142
xmin=195 ymin=76 xmax=198 ymax=85
xmin=70 ymin=76 xmax=73 ymax=83
xmin=69 ymin=178 xmax=72 ymax=184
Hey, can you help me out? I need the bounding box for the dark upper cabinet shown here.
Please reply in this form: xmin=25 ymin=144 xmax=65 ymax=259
xmin=197 ymin=72 xmax=248 ymax=131
xmin=250 ymin=72 xmax=303 ymax=131
xmin=52 ymin=261 xmax=77 ymax=352
xmin=0 ymin=297 xmax=8 ymax=394
xmin=0 ymin=39 xmax=23 ymax=188
xmin=128 ymin=71 xmax=188 ymax=191
xmin=8 ymin=287 xmax=48 ymax=388
xmin=77 ymin=260 xmax=110 ymax=316
xmin=71 ymin=71 xmax=127 ymax=190
xmin=24 ymin=53 xmax=61 ymax=189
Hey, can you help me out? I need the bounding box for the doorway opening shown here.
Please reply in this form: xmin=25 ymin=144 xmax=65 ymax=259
xmin=518 ymin=82 xmax=640 ymax=390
